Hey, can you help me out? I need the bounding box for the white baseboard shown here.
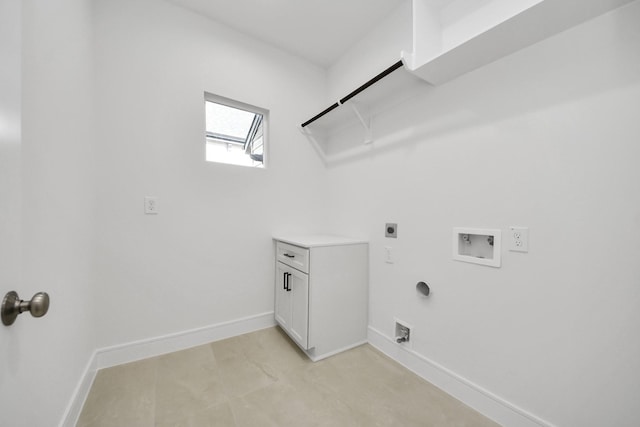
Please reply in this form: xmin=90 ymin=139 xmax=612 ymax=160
xmin=96 ymin=311 xmax=275 ymax=369
xmin=59 ymin=351 xmax=98 ymax=427
xmin=307 ymin=339 xmax=368 ymax=362
xmin=60 ymin=312 xmax=275 ymax=427
xmin=367 ymin=326 xmax=554 ymax=427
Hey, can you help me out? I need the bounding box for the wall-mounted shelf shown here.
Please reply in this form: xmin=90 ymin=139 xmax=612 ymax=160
xmin=301 ymin=0 xmax=636 ymax=164
xmin=402 ymin=0 xmax=636 ymax=85
xmin=301 ymin=62 xmax=426 ymax=164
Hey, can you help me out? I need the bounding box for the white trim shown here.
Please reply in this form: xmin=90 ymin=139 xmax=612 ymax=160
xmin=367 ymin=326 xmax=555 ymax=427
xmin=58 ymin=351 xmax=98 ymax=427
xmin=59 ymin=312 xmax=276 ymax=426
xmin=97 ymin=311 xmax=275 ymax=369
xmin=306 ymin=339 xmax=368 ymax=362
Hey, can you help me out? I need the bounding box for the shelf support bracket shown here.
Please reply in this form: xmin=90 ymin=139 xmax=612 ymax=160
xmin=299 ymin=126 xmax=328 ymax=166
xmin=347 ymin=102 xmax=373 ymax=144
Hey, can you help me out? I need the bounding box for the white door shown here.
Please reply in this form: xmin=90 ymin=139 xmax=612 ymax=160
xmin=274 ymin=262 xmax=291 ymax=329
xmin=288 ymin=268 xmax=309 ymax=349
xmin=0 ymin=0 xmax=25 ymax=419
xmin=0 ymin=1 xmax=22 ymax=299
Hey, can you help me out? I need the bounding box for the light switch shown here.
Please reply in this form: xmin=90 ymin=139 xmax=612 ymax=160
xmin=385 ymin=246 xmax=394 ymax=264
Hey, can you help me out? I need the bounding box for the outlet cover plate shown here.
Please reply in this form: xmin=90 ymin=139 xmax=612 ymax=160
xmin=509 ymin=226 xmax=529 ymax=252
xmin=144 ymin=196 xmax=159 ymax=214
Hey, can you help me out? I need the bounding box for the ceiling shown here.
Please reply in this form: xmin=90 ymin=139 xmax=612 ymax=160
xmin=167 ymin=0 xmax=406 ymax=68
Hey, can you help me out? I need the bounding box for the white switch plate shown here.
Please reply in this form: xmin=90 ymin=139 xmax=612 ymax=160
xmin=384 ymin=246 xmax=394 ymax=264
xmin=509 ymin=226 xmax=528 ymax=252
xmin=144 ymin=196 xmax=158 ymax=214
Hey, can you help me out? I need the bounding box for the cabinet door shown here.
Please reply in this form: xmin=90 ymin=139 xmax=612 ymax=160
xmin=289 ymin=268 xmax=309 ymax=349
xmin=274 ymin=262 xmax=291 ymax=330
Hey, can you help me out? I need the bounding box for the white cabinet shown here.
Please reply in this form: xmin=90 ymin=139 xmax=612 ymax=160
xmin=273 ymin=235 xmax=369 ymax=361
xmin=275 ymin=261 xmax=309 ymax=349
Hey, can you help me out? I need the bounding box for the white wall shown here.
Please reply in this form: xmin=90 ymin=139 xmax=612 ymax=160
xmin=92 ymin=0 xmax=329 ymax=348
xmin=4 ymin=0 xmax=329 ymax=424
xmin=324 ymin=2 xmax=640 ymax=426
xmin=1 ymin=0 xmax=98 ymax=426
xmin=327 ymin=0 xmax=412 ymax=102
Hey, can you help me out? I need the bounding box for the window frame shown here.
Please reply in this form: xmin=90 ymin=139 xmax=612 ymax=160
xmin=204 ymin=92 xmax=269 ymax=168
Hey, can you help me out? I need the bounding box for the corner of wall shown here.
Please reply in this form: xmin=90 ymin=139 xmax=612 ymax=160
xmin=59 ymin=312 xmax=276 ymax=426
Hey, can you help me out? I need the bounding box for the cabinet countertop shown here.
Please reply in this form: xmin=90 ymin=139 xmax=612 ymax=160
xmin=273 ymin=235 xmax=368 ymax=248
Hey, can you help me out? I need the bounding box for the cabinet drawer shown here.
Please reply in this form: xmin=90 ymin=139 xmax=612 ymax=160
xmin=276 ymin=241 xmax=309 ymax=273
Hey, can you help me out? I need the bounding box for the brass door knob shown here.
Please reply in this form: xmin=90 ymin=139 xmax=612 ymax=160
xmin=1 ymin=291 xmax=50 ymax=326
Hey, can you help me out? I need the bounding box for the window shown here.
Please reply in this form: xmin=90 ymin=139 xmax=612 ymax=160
xmin=204 ymin=93 xmax=267 ymax=168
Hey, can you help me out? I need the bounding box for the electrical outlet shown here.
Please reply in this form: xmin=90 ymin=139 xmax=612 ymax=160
xmin=144 ymin=196 xmax=159 ymax=214
xmin=385 ymin=223 xmax=397 ymax=238
xmin=509 ymin=226 xmax=528 ymax=252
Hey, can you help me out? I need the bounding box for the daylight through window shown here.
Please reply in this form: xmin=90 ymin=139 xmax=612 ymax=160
xmin=205 ymin=94 xmax=266 ymax=168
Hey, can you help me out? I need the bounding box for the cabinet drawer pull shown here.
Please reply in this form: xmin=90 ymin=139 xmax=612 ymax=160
xmin=283 ymin=253 xmax=295 ymax=258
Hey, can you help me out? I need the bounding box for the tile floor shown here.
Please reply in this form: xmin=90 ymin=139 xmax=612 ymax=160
xmin=77 ymin=327 xmax=500 ymax=426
